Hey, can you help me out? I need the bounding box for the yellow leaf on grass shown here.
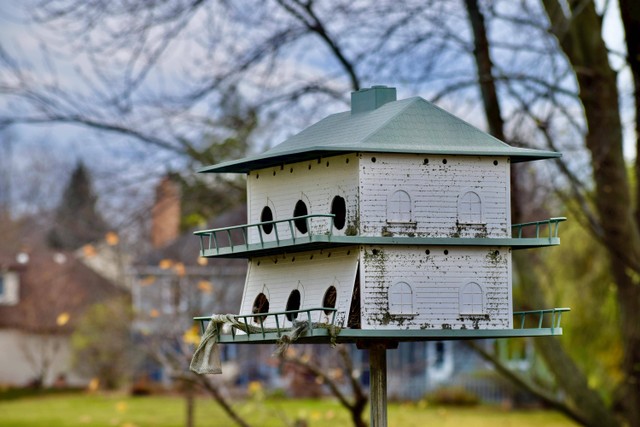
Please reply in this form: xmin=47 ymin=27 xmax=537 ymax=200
xmin=248 ymin=381 xmax=262 ymax=396
xmin=88 ymin=378 xmax=99 ymax=392
xmin=56 ymin=312 xmax=70 ymax=326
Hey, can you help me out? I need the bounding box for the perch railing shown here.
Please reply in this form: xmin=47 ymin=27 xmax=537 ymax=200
xmin=194 ymin=307 xmax=569 ymax=341
xmin=195 ymin=215 xmax=567 ymax=256
xmin=194 ymin=307 xmax=338 ymax=340
xmin=511 ymin=217 xmax=566 ymax=242
xmin=512 ymin=307 xmax=570 ymax=334
xmin=195 ymin=214 xmax=336 ymax=255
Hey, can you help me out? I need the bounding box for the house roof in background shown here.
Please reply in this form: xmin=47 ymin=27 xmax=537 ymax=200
xmin=0 ymin=216 xmax=125 ymax=333
xmin=136 ymin=205 xmax=247 ymax=268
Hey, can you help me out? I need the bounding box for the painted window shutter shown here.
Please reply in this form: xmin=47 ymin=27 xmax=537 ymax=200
xmin=389 ymin=281 xmax=414 ymax=314
xmin=460 ymin=282 xmax=484 ymax=314
xmin=387 ymin=190 xmax=412 ymax=222
xmin=458 ymin=191 xmax=482 ymax=223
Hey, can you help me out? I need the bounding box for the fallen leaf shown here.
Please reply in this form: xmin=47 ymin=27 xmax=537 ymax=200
xmin=56 ymin=312 xmax=70 ymax=326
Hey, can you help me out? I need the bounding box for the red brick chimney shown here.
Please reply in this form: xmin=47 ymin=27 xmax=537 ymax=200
xmin=151 ymin=177 xmax=181 ymax=249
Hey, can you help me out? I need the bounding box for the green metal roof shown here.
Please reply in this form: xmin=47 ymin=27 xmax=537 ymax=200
xmin=200 ymin=93 xmax=560 ymax=174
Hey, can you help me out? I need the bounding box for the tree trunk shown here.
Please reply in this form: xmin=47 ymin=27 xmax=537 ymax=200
xmin=618 ymin=3 xmax=640 ymax=421
xmin=463 ymin=0 xmax=506 ymax=142
xmin=619 ymin=0 xmax=640 ymax=227
xmin=464 ymin=1 xmax=619 ymax=425
xmin=514 ymin=252 xmax=619 ymax=427
xmin=542 ymin=2 xmax=640 ymax=425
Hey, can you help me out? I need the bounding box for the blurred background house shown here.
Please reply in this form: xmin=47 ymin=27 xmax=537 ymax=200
xmin=0 ymin=215 xmax=125 ymax=387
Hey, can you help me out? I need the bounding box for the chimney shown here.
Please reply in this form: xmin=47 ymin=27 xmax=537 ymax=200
xmin=351 ymin=85 xmax=397 ymax=114
xmin=151 ymin=177 xmax=181 ymax=249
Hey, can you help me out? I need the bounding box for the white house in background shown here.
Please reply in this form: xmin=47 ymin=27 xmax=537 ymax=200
xmin=194 ymin=86 xmax=567 ymax=343
xmin=0 ymin=218 xmax=125 ymax=387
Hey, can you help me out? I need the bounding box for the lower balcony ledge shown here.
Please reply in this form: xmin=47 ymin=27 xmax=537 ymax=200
xmin=193 ymin=307 xmax=570 ymax=345
xmin=207 ymin=327 xmax=564 ymax=345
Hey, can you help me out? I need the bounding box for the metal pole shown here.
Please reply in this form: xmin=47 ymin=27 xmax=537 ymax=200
xmin=369 ymin=344 xmax=388 ymax=427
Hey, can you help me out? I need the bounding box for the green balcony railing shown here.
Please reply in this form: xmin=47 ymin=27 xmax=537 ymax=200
xmin=194 ymin=307 xmax=569 ymax=343
xmin=195 ymin=214 xmax=336 ymax=256
xmin=195 ymin=215 xmax=567 ymax=257
xmin=194 ymin=307 xmax=338 ymax=340
xmin=513 ymin=307 xmax=570 ymax=333
xmin=511 ymin=217 xmax=566 ymax=242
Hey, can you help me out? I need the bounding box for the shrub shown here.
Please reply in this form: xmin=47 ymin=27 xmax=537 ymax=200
xmin=425 ymin=386 xmax=480 ymax=406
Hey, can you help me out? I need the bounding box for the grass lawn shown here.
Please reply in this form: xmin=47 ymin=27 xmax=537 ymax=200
xmin=0 ymin=393 xmax=577 ymax=427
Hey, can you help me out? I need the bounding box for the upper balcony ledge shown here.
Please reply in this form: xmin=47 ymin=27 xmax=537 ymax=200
xmin=195 ymin=216 xmax=566 ymax=258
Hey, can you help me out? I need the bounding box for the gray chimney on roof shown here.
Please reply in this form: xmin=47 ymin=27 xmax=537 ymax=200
xmin=351 ymin=85 xmax=397 ymax=114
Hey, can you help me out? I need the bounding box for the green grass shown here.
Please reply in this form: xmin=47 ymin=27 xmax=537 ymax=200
xmin=0 ymin=393 xmax=577 ymax=427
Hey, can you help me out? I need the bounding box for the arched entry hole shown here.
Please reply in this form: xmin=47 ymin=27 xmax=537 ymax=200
xmin=293 ymin=200 xmax=308 ymax=234
xmin=260 ymin=206 xmax=274 ymax=234
xmin=252 ymin=293 xmax=270 ymax=324
xmin=331 ymin=196 xmax=346 ymax=230
xmin=322 ymin=286 xmax=337 ymax=315
xmin=285 ymin=289 xmax=302 ymax=321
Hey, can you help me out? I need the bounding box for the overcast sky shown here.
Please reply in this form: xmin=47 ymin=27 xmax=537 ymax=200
xmin=0 ymin=1 xmax=634 ymax=229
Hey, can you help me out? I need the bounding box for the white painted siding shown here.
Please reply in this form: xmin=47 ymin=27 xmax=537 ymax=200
xmin=0 ymin=330 xmax=88 ymax=387
xmin=239 ymin=248 xmax=359 ymax=328
xmin=358 ymin=154 xmax=510 ymax=238
xmin=246 ymin=154 xmax=359 ymax=243
xmin=360 ymin=246 xmax=512 ymax=330
xmin=0 ymin=271 xmax=20 ymax=305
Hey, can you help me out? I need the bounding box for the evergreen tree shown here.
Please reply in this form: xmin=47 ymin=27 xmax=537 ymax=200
xmin=47 ymin=162 xmax=109 ymax=250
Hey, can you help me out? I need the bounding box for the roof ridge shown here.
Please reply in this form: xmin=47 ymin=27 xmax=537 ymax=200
xmin=415 ymin=98 xmax=511 ymax=148
xmin=360 ymin=97 xmax=421 ymax=144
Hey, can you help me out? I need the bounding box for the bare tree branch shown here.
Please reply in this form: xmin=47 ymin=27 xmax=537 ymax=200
xmin=466 ymin=341 xmax=588 ymax=426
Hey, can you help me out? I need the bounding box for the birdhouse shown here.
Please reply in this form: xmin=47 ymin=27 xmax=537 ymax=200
xmin=194 ymin=86 xmax=568 ymax=344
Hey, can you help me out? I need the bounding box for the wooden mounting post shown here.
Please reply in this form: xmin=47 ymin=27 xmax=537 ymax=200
xmin=369 ymin=343 xmax=388 ymax=427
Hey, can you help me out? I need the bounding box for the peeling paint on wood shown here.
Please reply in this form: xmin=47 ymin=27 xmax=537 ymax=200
xmin=240 ymin=247 xmax=359 ymax=328
xmin=247 ymin=154 xmax=359 ymax=243
xmin=359 ymin=245 xmax=512 ymax=330
xmin=358 ymin=154 xmax=510 ymax=238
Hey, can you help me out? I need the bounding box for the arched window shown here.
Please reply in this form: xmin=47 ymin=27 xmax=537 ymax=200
xmin=293 ymin=200 xmax=309 ymax=234
xmin=331 ymin=196 xmax=347 ymax=230
xmin=387 ymin=190 xmax=412 ymax=222
xmin=458 ymin=191 xmax=482 ymax=223
xmin=252 ymin=293 xmax=270 ymax=324
xmin=285 ymin=289 xmax=302 ymax=321
xmin=260 ymin=206 xmax=274 ymax=234
xmin=460 ymin=282 xmax=483 ymax=314
xmin=388 ymin=282 xmax=414 ymax=315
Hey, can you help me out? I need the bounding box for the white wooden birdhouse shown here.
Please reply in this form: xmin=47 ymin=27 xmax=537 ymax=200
xmin=194 ymin=86 xmax=568 ymax=344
